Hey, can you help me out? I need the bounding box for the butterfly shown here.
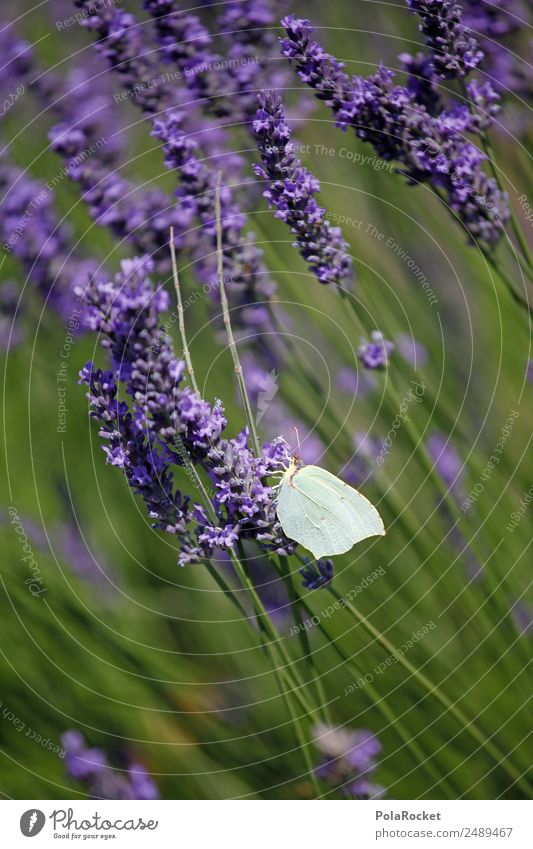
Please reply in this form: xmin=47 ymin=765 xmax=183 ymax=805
xmin=275 ymin=452 xmax=385 ymax=559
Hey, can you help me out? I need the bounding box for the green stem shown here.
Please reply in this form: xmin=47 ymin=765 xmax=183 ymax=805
xmin=278 ymin=555 xmax=331 ymax=724
xmin=169 ymin=227 xmax=200 ymax=394
xmin=175 ymin=434 xmax=320 ymax=718
xmin=215 ymin=173 xmax=261 ymax=455
xmin=427 ymin=182 xmax=533 ymax=314
xmin=271 ymin=554 xmax=457 ymax=795
xmin=511 ymin=247 xmax=533 ymax=284
xmin=459 ymin=79 xmax=533 ymax=273
xmin=342 ymin=261 xmax=529 ymax=642
xmin=267 ymin=302 xmax=322 ymax=395
xmin=482 ymin=250 xmax=533 ymax=316
xmin=266 ymin=644 xmax=322 ymax=798
xmin=385 ymin=379 xmax=522 ymax=637
xmin=327 ymin=586 xmax=532 ymax=796
xmin=229 ymin=549 xmax=321 ymax=724
xmin=482 ymin=143 xmax=533 ymax=273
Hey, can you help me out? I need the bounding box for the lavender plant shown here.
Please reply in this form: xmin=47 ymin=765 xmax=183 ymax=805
xmin=62 ymin=731 xmax=159 ymax=800
xmin=280 ymin=14 xmax=510 ymax=249
xmin=253 ymin=90 xmax=353 ymax=287
xmin=313 ymin=724 xmax=385 ymax=798
xmin=461 ymin=0 xmax=533 ymax=112
xmin=77 ymin=256 xmax=294 ymax=565
xmin=145 ymin=0 xmax=293 ymax=126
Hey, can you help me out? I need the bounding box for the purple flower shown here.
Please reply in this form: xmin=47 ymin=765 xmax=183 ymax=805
xmin=151 ymin=109 xmax=278 ymax=346
xmin=406 ymin=0 xmax=483 ymax=79
xmin=0 ymin=23 xmax=62 ymax=108
xmin=511 ymin=601 xmax=533 ymax=637
xmin=313 ymin=723 xmax=385 ymax=798
xmin=0 ymin=21 xmax=183 ymax=283
xmin=358 ymin=331 xmax=394 ymax=369
xmin=399 ymin=51 xmax=442 ymax=114
xmin=427 ymin=431 xmax=464 ymax=497
xmin=336 ymin=366 xmax=377 ymax=398
xmin=466 ymin=78 xmax=501 ymax=130
xmin=78 ymin=257 xmax=295 ymax=564
xmin=62 ymin=731 xmax=159 ymax=800
xmin=49 ymin=106 xmax=189 ymax=272
xmin=395 ymin=333 xmax=428 ymax=368
xmin=253 ymin=91 xmax=353 ymax=288
xmin=198 ymin=524 xmax=240 ymax=549
xmin=461 ymin=0 xmax=532 ymax=113
xmin=299 ymin=558 xmax=334 ymax=590
xmin=128 ymin=764 xmax=160 ymax=801
xmin=280 ymin=16 xmax=509 ymax=247
xmin=74 ymin=3 xmax=164 ymax=114
xmin=80 ymin=363 xmax=194 ymax=540
xmin=75 ymin=3 xmax=280 ymax=346
xmin=0 ymin=161 xmax=94 ymax=321
xmin=145 ymin=0 xmax=294 ymax=125
xmin=63 ymin=731 xmax=108 ymax=780
xmin=144 ymin=0 xmax=213 ymax=71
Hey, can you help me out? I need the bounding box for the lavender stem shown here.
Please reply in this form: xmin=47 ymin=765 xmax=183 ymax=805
xmin=269 ymin=551 xmax=456 ymax=795
xmin=169 ymin=226 xmax=200 ymax=395
xmin=215 ymin=173 xmax=261 ymax=456
xmin=327 ymin=586 xmax=532 ymax=796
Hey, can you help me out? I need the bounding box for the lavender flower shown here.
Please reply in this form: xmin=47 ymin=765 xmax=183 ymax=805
xmin=313 ymin=723 xmax=385 ymax=798
xmin=80 ymin=363 xmax=194 ymax=538
xmin=62 ymin=731 xmax=159 ymax=800
xmin=0 ymin=23 xmax=62 ymax=109
xmin=144 ymin=0 xmax=224 ymax=115
xmin=253 ymin=91 xmax=353 ymax=287
xmin=0 ymin=160 xmax=95 ymax=320
xmin=399 ymin=51 xmax=442 ymax=114
xmin=0 ymin=23 xmax=182 ymax=289
xmin=461 ymin=0 xmax=533 ymax=110
xmin=406 ymin=0 xmax=483 ymax=79
xmin=336 ymin=366 xmax=377 ymax=398
xmin=144 ymin=0 xmax=213 ymax=71
xmin=74 ymin=3 xmax=164 ymax=114
xmin=344 ymin=431 xmax=384 ymax=486
xmin=78 ymin=257 xmax=295 ymax=564
xmin=74 ymin=5 xmax=305 ymax=532
xmin=358 ymin=331 xmax=394 ymax=369
xmin=427 ymin=431 xmax=464 ymax=498
xmin=395 ymin=333 xmax=428 ymax=368
xmin=280 ymin=16 xmax=509 ymax=247
xmin=299 ymin=558 xmax=334 ymax=590
xmin=511 ymin=601 xmax=533 ymax=637
xmin=152 ymin=109 xmax=276 ymax=324
xmin=146 ymin=0 xmax=292 ymax=125
xmin=76 ymin=3 xmax=279 ymax=346
xmin=48 ymin=94 xmax=189 ymax=271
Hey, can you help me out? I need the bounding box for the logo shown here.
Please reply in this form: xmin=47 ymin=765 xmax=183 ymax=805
xmin=20 ymin=809 xmax=46 ymax=837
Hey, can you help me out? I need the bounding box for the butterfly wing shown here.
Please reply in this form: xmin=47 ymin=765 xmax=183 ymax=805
xmin=277 ymin=465 xmax=385 ymax=559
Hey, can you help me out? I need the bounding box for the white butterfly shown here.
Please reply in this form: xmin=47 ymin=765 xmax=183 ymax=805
xmin=276 ymin=455 xmax=385 ymax=559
